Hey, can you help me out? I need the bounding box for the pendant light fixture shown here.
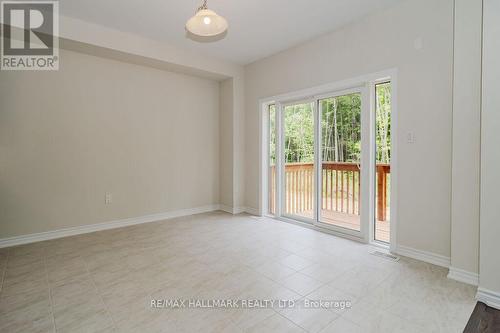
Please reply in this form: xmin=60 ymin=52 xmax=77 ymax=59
xmin=185 ymin=0 xmax=228 ymax=37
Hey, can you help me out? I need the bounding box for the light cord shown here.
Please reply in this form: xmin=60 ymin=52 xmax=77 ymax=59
xmin=197 ymin=0 xmax=208 ymax=12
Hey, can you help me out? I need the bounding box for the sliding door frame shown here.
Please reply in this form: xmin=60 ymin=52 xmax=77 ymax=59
xmin=280 ymin=98 xmax=317 ymax=224
xmin=313 ymin=86 xmax=370 ymax=241
xmin=259 ymin=69 xmax=398 ymax=252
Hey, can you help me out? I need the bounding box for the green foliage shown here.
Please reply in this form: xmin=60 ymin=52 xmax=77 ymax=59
xmin=269 ymin=104 xmax=276 ymax=165
xmin=284 ymin=103 xmax=314 ymax=163
xmin=321 ymin=93 xmax=361 ymax=163
xmin=268 ymin=83 xmax=391 ymax=165
xmin=375 ymin=83 xmax=391 ymax=163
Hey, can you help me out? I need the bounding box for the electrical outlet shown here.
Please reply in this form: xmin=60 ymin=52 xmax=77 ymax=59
xmin=105 ymin=193 xmax=112 ymax=204
xmin=407 ymin=132 xmax=416 ymax=144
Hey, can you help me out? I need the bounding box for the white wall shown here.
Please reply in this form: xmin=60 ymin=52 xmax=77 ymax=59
xmin=58 ymin=16 xmax=247 ymax=216
xmin=478 ymin=0 xmax=500 ymax=308
xmin=220 ymin=78 xmax=234 ymax=209
xmin=244 ymin=0 xmax=454 ymax=257
xmin=218 ymin=76 xmax=246 ymax=214
xmin=449 ymin=0 xmax=482 ymax=279
xmin=0 ymin=49 xmax=220 ymax=238
xmin=232 ymin=76 xmax=246 ymax=212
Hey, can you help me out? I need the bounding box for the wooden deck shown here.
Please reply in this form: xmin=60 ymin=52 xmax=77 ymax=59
xmin=292 ymin=209 xmax=390 ymax=243
xmin=270 ymin=162 xmax=391 ymax=243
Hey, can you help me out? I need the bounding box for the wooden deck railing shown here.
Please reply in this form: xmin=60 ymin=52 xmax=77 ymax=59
xmin=269 ymin=162 xmax=390 ymax=221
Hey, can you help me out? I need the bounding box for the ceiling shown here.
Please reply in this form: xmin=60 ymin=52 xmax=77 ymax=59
xmin=60 ymin=0 xmax=400 ymax=65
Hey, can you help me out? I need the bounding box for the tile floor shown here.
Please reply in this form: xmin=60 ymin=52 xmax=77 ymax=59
xmin=0 ymin=212 xmax=476 ymax=332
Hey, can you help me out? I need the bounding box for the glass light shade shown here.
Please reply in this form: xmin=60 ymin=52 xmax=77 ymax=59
xmin=185 ymin=9 xmax=228 ymax=37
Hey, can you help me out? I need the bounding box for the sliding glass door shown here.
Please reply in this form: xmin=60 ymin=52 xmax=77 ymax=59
xmin=267 ymin=82 xmax=390 ymax=243
xmin=318 ymin=92 xmax=363 ymax=232
xmin=277 ymin=89 xmax=368 ymax=237
xmin=282 ymin=101 xmax=316 ymax=222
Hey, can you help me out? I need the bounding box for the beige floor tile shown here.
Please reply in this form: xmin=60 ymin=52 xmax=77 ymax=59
xmin=253 ymin=260 xmax=297 ymax=281
xmin=1 ymin=265 xmax=48 ymax=297
xmin=107 ymin=294 xmax=153 ymax=324
xmin=6 ymin=255 xmax=43 ymax=269
xmin=244 ymin=313 xmax=305 ymax=333
xmin=4 ymin=259 xmax=45 ymax=278
xmin=280 ymin=254 xmax=315 ymax=271
xmin=228 ymin=308 xmax=276 ymax=331
xmin=363 ymin=313 xmax=424 ymax=333
xmin=8 ymin=243 xmax=46 ymax=258
xmin=343 ymin=299 xmax=425 ymax=333
xmin=81 ymin=251 xmax=127 ymax=272
xmin=231 ymin=275 xmax=284 ymax=300
xmin=278 ymin=240 xmax=310 ymax=253
xmin=54 ymin=304 xmax=113 ymax=333
xmin=279 ymin=272 xmax=325 ymax=296
xmin=0 ymin=313 xmax=54 ymax=333
xmin=0 ymin=289 xmax=49 ymax=314
xmin=51 ymin=278 xmax=99 ymax=309
xmin=44 ymin=243 xmax=84 ymax=259
xmin=280 ymin=300 xmax=340 ymax=333
xmin=0 ymin=212 xmax=477 ymax=332
xmin=270 ymin=287 xmax=303 ymax=305
xmin=259 ymin=246 xmax=294 ymax=261
xmin=4 ymin=260 xmax=45 ymax=279
xmin=0 ymin=252 xmax=8 ymax=267
xmin=88 ymin=263 xmax=131 ymax=290
xmin=172 ymin=308 xmax=242 ymax=333
xmin=114 ymin=310 xmax=175 ymax=333
xmin=0 ymin=290 xmax=54 ymax=333
xmin=100 ymin=278 xmax=149 ymax=310
xmin=385 ymin=291 xmax=472 ymax=330
xmin=320 ymin=317 xmax=363 ymax=333
xmin=299 ymin=261 xmax=353 ymax=284
xmin=328 ymin=265 xmax=390 ymax=298
xmin=46 ymin=257 xmax=89 ymax=286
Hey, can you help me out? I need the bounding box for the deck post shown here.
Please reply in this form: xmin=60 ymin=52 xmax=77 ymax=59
xmin=377 ymin=166 xmax=387 ymax=221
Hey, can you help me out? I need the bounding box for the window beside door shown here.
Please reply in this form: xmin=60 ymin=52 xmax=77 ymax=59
xmin=374 ymin=82 xmax=392 ymax=243
xmin=268 ymin=104 xmax=276 ymax=215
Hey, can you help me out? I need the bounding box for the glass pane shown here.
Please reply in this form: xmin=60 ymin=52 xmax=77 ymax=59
xmin=375 ymin=83 xmax=391 ymax=243
xmin=268 ymin=104 xmax=276 ymax=215
xmin=319 ymin=93 xmax=362 ymax=231
xmin=283 ymin=102 xmax=315 ymax=220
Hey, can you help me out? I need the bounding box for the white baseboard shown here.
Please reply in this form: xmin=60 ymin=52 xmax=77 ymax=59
xmin=476 ymin=287 xmax=500 ymax=310
xmin=243 ymin=206 xmax=260 ymax=216
xmin=447 ymin=267 xmax=479 ymax=286
xmin=232 ymin=206 xmax=247 ymax=214
xmin=0 ymin=204 xmax=220 ymax=248
xmin=395 ymin=245 xmax=451 ymax=268
xmin=219 ymin=204 xmax=236 ymax=214
xmin=218 ymin=205 xmax=259 ymax=215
